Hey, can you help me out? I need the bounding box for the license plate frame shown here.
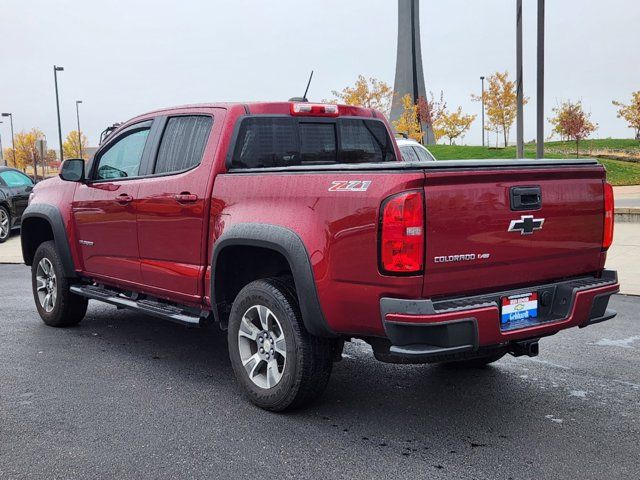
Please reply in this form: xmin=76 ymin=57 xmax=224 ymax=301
xmin=500 ymin=292 xmax=539 ymax=331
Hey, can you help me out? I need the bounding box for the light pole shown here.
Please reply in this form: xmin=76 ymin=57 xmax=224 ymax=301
xmin=75 ymin=100 xmax=83 ymax=159
xmin=516 ymin=0 xmax=524 ymax=158
xmin=0 ymin=121 xmax=4 ymax=166
xmin=536 ymin=0 xmax=545 ymax=158
xmin=1 ymin=112 xmax=15 ymax=167
xmin=53 ymin=65 xmax=64 ymax=162
xmin=480 ymin=76 xmax=486 ymax=147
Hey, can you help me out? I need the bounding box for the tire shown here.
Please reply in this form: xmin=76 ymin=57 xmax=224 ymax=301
xmin=31 ymin=240 xmax=88 ymax=327
xmin=228 ymin=277 xmax=335 ymax=412
xmin=437 ymin=351 xmax=506 ymax=368
xmin=0 ymin=206 xmax=10 ymax=243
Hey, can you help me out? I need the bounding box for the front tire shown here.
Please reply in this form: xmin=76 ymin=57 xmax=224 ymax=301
xmin=31 ymin=241 xmax=88 ymax=327
xmin=228 ymin=277 xmax=335 ymax=412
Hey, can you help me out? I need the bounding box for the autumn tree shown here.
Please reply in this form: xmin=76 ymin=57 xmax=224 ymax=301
xmin=3 ymin=128 xmax=45 ymax=171
xmin=435 ymin=107 xmax=476 ymax=145
xmin=612 ymin=91 xmax=640 ymax=140
xmin=63 ymin=130 xmax=89 ymax=159
xmin=549 ymin=100 xmax=597 ymax=156
xmin=330 ymin=75 xmax=393 ymax=116
xmin=472 ymin=71 xmax=527 ymax=147
xmin=392 ymin=94 xmax=423 ymax=142
xmin=417 ymin=91 xmax=446 ymax=142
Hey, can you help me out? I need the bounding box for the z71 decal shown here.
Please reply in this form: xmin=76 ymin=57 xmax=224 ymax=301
xmin=328 ymin=180 xmax=372 ymax=192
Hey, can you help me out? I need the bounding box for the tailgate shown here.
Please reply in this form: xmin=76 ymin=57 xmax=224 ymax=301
xmin=422 ymin=164 xmax=606 ymax=298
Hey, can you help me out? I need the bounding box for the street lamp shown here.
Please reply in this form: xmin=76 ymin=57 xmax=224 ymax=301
xmin=1 ymin=112 xmax=15 ymax=167
xmin=480 ymin=76 xmax=485 ymax=147
xmin=53 ymin=65 xmax=64 ymax=162
xmin=516 ymin=0 xmax=524 ymax=158
xmin=537 ymin=0 xmax=545 ymax=158
xmin=75 ymin=100 xmax=83 ymax=159
xmin=0 ymin=121 xmax=4 ymax=166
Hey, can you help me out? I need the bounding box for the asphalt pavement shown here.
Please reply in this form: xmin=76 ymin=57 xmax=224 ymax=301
xmin=1 ymin=264 xmax=639 ymax=480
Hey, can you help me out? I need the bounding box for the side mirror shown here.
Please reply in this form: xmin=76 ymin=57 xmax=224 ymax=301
xmin=59 ymin=159 xmax=85 ymax=182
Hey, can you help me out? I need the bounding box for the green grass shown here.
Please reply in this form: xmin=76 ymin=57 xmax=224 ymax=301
xmin=545 ymin=138 xmax=640 ymax=152
xmin=427 ymin=143 xmax=640 ymax=186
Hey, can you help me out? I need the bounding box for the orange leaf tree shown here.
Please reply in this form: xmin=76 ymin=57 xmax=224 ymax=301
xmin=472 ymin=71 xmax=527 ymax=147
xmin=392 ymin=94 xmax=423 ymax=142
xmin=330 ymin=75 xmax=393 ymax=116
xmin=435 ymin=107 xmax=476 ymax=145
xmin=63 ymin=130 xmax=90 ymax=160
xmin=612 ymin=91 xmax=640 ymax=140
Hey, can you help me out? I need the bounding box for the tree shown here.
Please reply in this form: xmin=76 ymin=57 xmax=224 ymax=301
xmin=612 ymin=91 xmax=640 ymax=140
xmin=331 ymin=75 xmax=393 ymax=116
xmin=63 ymin=130 xmax=89 ymax=160
xmin=435 ymin=107 xmax=476 ymax=145
xmin=3 ymin=128 xmax=45 ymax=171
xmin=417 ymin=91 xmax=446 ymax=141
xmin=392 ymin=94 xmax=423 ymax=142
xmin=549 ymin=100 xmax=597 ymax=156
xmin=472 ymin=71 xmax=527 ymax=147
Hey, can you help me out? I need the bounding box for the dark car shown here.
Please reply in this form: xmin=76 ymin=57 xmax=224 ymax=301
xmin=0 ymin=166 xmax=34 ymax=242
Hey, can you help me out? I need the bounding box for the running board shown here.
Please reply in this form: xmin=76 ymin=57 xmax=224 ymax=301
xmin=70 ymin=284 xmax=202 ymax=326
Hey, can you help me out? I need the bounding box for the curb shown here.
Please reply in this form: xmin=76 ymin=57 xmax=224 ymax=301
xmin=615 ymin=207 xmax=640 ymax=223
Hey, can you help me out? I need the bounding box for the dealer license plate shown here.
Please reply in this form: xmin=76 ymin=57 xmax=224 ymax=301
xmin=500 ymin=292 xmax=538 ymax=331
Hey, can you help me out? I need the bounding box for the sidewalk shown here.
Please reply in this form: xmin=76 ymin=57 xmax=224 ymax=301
xmin=0 ymin=225 xmax=638 ymax=294
xmin=614 ymin=185 xmax=640 ymax=209
xmin=0 ymin=233 xmax=21 ymax=264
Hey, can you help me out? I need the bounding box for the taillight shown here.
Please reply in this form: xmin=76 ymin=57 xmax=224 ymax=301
xmin=290 ymin=103 xmax=339 ymax=117
xmin=603 ymin=181 xmax=614 ymax=250
xmin=379 ymin=190 xmax=424 ymax=274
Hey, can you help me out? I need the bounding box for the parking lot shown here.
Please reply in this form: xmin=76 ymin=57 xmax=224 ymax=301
xmin=1 ymin=263 xmax=639 ymax=479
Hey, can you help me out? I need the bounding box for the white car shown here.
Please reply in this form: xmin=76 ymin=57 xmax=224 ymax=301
xmin=396 ymin=138 xmax=436 ymax=162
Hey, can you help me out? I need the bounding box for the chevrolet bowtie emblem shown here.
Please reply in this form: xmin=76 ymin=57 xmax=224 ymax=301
xmin=508 ymin=215 xmax=545 ymax=235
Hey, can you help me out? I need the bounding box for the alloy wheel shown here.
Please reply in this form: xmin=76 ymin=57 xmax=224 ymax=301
xmin=36 ymin=258 xmax=57 ymax=313
xmin=237 ymin=305 xmax=287 ymax=389
xmin=0 ymin=209 xmax=9 ymax=240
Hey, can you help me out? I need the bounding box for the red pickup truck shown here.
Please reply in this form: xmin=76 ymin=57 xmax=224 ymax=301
xmin=22 ymin=101 xmax=619 ymax=411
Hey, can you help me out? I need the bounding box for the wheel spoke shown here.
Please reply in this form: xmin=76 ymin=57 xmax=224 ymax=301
xmin=274 ymin=334 xmax=286 ymax=358
xmin=266 ymin=359 xmax=279 ymax=388
xmin=238 ymin=316 xmax=260 ymax=341
xmin=36 ymin=277 xmax=47 ymax=291
xmin=257 ymin=305 xmax=270 ymax=331
xmin=242 ymin=352 xmax=263 ymax=378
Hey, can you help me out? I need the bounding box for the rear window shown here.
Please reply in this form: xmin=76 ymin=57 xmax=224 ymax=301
xmin=231 ymin=117 xmax=395 ymax=169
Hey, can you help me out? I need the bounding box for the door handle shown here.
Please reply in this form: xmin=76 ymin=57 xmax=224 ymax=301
xmin=174 ymin=192 xmax=198 ymax=203
xmin=116 ymin=194 xmax=133 ymax=204
xmin=510 ymin=186 xmax=542 ymax=211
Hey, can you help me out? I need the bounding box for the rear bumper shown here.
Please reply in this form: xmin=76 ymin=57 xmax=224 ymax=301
xmin=378 ymin=270 xmax=619 ymax=361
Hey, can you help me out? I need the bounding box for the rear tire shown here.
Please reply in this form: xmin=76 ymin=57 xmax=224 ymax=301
xmin=31 ymin=241 xmax=88 ymax=327
xmin=227 ymin=277 xmax=335 ymax=412
xmin=0 ymin=206 xmax=10 ymax=243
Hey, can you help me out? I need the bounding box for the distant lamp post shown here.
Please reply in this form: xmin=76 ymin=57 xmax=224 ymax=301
xmin=1 ymin=112 xmax=15 ymax=167
xmin=516 ymin=0 xmax=524 ymax=158
xmin=0 ymin=121 xmax=4 ymax=166
xmin=53 ymin=65 xmax=64 ymax=162
xmin=536 ymin=0 xmax=545 ymax=158
xmin=480 ymin=76 xmax=486 ymax=147
xmin=75 ymin=100 xmax=83 ymax=159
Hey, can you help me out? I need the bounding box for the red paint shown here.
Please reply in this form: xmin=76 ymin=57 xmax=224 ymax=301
xmin=29 ymin=101 xmax=618 ymax=347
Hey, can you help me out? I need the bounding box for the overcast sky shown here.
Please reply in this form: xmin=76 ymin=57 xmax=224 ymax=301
xmin=1 ymin=0 xmax=638 ymax=150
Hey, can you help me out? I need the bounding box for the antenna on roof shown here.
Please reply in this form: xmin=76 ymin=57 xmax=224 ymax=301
xmin=302 ymin=70 xmax=314 ymax=101
xmin=289 ymin=70 xmax=314 ymax=103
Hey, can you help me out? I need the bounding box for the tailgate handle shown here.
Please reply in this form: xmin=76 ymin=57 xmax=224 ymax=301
xmin=510 ymin=186 xmax=541 ymax=211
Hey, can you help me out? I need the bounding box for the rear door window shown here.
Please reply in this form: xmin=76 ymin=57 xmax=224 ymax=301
xmin=414 ymin=146 xmax=436 ymax=162
xmin=400 ymin=146 xmax=419 ymax=162
xmin=154 ymin=116 xmax=213 ymax=174
xmin=231 ymin=117 xmax=396 ymax=169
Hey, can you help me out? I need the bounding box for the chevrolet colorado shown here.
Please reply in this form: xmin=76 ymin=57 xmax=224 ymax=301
xmin=22 ymin=101 xmax=619 ymax=411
